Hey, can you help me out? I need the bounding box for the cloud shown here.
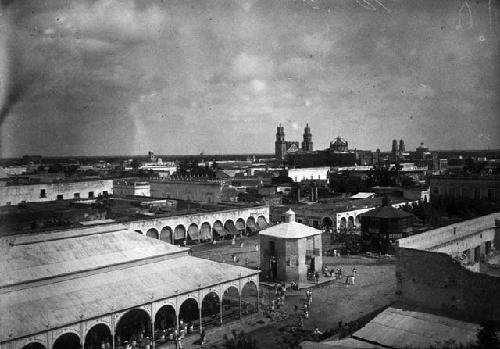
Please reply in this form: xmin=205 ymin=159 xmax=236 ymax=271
xmin=301 ymin=32 xmax=334 ymax=55
xmin=231 ymin=52 xmax=275 ymax=80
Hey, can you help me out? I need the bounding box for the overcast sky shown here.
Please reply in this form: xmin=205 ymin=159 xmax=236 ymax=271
xmin=0 ymin=0 xmax=498 ymax=157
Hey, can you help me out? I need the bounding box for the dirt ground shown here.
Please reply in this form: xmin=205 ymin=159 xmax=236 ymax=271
xmin=189 ymin=234 xmax=396 ymax=349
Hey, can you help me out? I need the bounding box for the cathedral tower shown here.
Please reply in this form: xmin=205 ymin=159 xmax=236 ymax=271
xmin=301 ymin=123 xmax=313 ymax=152
xmin=275 ymin=124 xmax=287 ymax=163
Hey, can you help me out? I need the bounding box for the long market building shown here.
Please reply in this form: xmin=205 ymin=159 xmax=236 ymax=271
xmin=0 ymin=223 xmax=259 ymax=349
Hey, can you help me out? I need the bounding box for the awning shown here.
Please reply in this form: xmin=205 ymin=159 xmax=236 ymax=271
xmin=200 ymin=225 xmax=212 ymax=240
xmin=226 ymin=224 xmax=239 ymax=235
xmin=173 ymin=228 xmax=186 ymax=240
xmin=187 ymin=227 xmax=200 ymax=241
xmin=247 ymin=225 xmax=258 ymax=233
xmin=214 ymin=225 xmax=229 ymax=237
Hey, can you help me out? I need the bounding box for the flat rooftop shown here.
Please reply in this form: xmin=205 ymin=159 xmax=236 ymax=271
xmin=275 ymin=196 xmax=411 ymax=216
xmin=0 ymin=198 xmax=264 ymax=236
xmin=398 ymin=212 xmax=500 ymax=251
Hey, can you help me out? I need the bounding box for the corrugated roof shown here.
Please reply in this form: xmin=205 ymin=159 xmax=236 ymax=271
xmin=353 ymin=307 xmax=480 ymax=348
xmin=1 ymin=229 xmax=187 ymax=288
xmin=0 ymin=255 xmax=257 ymax=342
xmin=259 ymin=221 xmax=321 ymax=239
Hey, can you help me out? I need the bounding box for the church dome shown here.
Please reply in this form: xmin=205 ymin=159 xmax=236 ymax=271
xmin=330 ymin=136 xmax=348 ymax=151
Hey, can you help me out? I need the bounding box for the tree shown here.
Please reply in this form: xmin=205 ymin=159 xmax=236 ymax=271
xmin=130 ymin=159 xmax=141 ymax=170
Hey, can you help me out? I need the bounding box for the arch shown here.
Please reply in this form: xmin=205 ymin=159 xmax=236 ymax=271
xmin=52 ymin=333 xmax=80 ymax=349
xmin=340 ymin=217 xmax=347 ymax=230
xmin=347 ymin=216 xmax=355 ymax=229
xmin=187 ymin=223 xmax=200 ymax=243
xmin=246 ymin=216 xmax=258 ymax=235
xmin=257 ymin=216 xmax=268 ymax=229
xmin=201 ymin=292 xmax=221 ymax=329
xmin=224 ymin=219 xmax=238 ymax=237
xmin=173 ymin=224 xmax=186 ymax=244
xmin=222 ymin=286 xmax=240 ymax=322
xmin=213 ymin=220 xmax=226 ymax=240
xmin=84 ymin=323 xmax=112 ymax=349
xmin=200 ymin=222 xmax=212 ymax=241
xmin=179 ymin=298 xmax=199 ymax=325
xmin=115 ymin=308 xmax=151 ymax=345
xmin=322 ymin=216 xmax=333 ymax=229
xmin=160 ymin=226 xmax=173 ymax=244
xmin=235 ymin=218 xmax=246 ymax=234
xmin=146 ymin=228 xmax=159 ymax=239
xmin=241 ymin=281 xmax=258 ymax=315
xmin=21 ymin=343 xmax=46 ymax=349
xmin=155 ymin=304 xmax=177 ymax=333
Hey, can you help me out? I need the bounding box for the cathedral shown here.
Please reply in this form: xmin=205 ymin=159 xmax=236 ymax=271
xmin=274 ymin=124 xmax=313 ymax=164
xmin=274 ymin=124 xmax=373 ymax=168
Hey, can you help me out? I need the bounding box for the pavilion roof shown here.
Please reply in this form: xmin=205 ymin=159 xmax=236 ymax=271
xmin=259 ymin=221 xmax=321 ymax=239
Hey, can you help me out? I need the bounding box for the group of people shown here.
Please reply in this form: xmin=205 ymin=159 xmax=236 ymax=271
xmin=270 ymin=282 xmax=287 ymax=311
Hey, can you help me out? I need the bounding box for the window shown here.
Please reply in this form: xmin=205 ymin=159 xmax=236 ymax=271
xmin=40 ymin=189 xmax=46 ymax=198
xmin=56 ymin=194 xmax=63 ymax=200
xmin=474 ymin=246 xmax=480 ymax=263
xmin=74 ymin=193 xmax=80 ymax=199
xmin=88 ymin=191 xmax=95 ymax=199
xmin=485 ymin=241 xmax=492 ymax=255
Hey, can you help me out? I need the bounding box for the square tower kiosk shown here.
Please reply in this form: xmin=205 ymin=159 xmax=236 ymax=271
xmin=259 ymin=209 xmax=323 ymax=283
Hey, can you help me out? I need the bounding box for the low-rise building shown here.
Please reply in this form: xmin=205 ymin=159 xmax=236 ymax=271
xmin=396 ymin=213 xmax=500 ymax=321
xmin=0 ymin=179 xmax=113 ymax=206
xmin=149 ymin=178 xmax=238 ymax=203
xmin=260 ymin=209 xmax=322 ymax=284
xmin=113 ymin=179 xmax=150 ymax=197
xmin=0 ymin=224 xmax=259 ymax=349
xmin=286 ymin=167 xmax=330 ymax=182
xmin=429 ymin=175 xmax=500 ymax=202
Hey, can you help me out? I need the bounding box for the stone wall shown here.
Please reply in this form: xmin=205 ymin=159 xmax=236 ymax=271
xmin=149 ymin=180 xmax=224 ymax=203
xmin=398 ymin=212 xmax=500 ymax=251
xmin=396 ymin=247 xmax=500 ymax=322
xmin=0 ymin=180 xmax=113 ymax=206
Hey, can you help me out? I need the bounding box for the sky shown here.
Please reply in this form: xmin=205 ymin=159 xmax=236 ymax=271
xmin=0 ymin=0 xmax=498 ymax=157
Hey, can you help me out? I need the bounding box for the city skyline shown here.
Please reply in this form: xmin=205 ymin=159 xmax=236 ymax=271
xmin=0 ymin=0 xmax=499 ymax=157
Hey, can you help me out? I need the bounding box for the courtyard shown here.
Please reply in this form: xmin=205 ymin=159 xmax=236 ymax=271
xmin=188 ymin=233 xmax=396 ymax=349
